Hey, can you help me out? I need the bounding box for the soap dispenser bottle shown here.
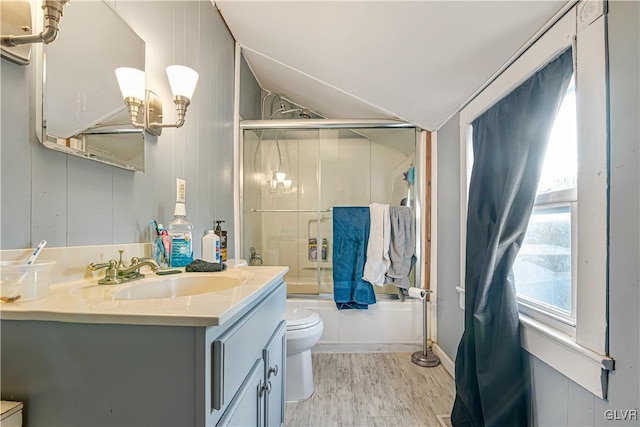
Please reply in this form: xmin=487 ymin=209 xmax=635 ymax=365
xmin=215 ymin=220 xmax=228 ymax=262
xmin=168 ymin=202 xmax=194 ymax=267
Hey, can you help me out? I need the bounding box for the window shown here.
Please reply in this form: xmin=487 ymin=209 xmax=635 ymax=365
xmin=456 ymin=2 xmax=611 ymax=399
xmin=513 ymin=78 xmax=577 ymax=330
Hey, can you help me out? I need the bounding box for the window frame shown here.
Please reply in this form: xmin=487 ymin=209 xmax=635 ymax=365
xmin=515 ymin=194 xmax=577 ymax=337
xmin=457 ymin=1 xmax=612 ymax=399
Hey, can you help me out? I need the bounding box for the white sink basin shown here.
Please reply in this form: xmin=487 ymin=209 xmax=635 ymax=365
xmin=115 ymin=274 xmax=243 ymax=300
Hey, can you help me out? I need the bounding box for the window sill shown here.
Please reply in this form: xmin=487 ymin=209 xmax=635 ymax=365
xmin=520 ymin=314 xmax=613 ymax=399
xmin=455 ymin=286 xmax=465 ymax=310
xmin=453 ymin=286 xmax=613 ymax=399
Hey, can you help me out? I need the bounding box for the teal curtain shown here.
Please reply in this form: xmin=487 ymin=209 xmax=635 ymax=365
xmin=452 ymin=49 xmax=574 ymax=427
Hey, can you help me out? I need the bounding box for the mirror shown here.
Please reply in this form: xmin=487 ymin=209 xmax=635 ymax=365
xmin=37 ymin=1 xmax=146 ymax=171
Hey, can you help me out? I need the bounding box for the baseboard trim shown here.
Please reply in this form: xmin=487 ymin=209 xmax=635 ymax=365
xmin=432 ymin=343 xmax=455 ymax=379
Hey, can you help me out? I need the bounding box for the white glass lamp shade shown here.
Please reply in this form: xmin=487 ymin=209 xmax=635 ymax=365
xmin=275 ymin=172 xmax=286 ymax=183
xmin=166 ymin=65 xmax=199 ymax=99
xmin=114 ymin=67 xmax=145 ymax=100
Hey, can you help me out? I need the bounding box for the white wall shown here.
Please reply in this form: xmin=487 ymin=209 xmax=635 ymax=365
xmin=434 ymin=112 xmax=464 ymax=360
xmin=1 ymin=1 xmax=240 ymax=259
xmin=435 ymin=2 xmax=640 ymax=424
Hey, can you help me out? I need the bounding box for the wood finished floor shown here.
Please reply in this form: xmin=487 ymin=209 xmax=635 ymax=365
xmin=285 ymin=352 xmax=455 ymax=427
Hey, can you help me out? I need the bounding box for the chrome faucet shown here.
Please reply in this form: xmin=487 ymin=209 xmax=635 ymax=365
xmin=249 ymin=247 xmax=263 ymax=266
xmin=88 ymin=250 xmax=160 ymax=285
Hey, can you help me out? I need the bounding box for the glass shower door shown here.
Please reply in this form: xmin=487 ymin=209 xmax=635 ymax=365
xmin=242 ymin=127 xmax=323 ymax=294
xmin=242 ymin=125 xmax=418 ymax=296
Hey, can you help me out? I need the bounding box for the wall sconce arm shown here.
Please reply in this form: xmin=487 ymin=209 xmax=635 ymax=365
xmin=1 ymin=0 xmax=69 ymax=47
xmin=148 ymin=96 xmax=191 ymax=129
xmin=123 ymin=97 xmax=146 ymax=129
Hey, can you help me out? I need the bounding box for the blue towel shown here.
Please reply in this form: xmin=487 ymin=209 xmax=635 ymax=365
xmin=332 ymin=207 xmax=376 ymax=310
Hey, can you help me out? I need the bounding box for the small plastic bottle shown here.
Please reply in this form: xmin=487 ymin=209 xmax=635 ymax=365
xmin=167 ymin=202 xmax=194 ymax=267
xmin=202 ymin=230 xmax=221 ymax=263
xmin=215 ymin=220 xmax=228 ymax=262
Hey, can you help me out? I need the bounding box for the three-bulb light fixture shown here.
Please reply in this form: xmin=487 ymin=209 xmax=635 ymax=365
xmin=269 ymin=172 xmax=292 ymax=192
xmin=114 ymin=65 xmax=199 ymax=136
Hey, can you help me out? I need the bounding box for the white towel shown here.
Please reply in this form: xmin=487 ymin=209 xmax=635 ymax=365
xmin=362 ymin=203 xmax=390 ymax=286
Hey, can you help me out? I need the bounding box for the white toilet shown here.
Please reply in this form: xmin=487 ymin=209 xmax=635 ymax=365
xmin=284 ymin=307 xmax=324 ymax=402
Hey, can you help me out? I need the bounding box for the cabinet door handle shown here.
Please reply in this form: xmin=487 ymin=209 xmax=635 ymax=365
xmin=212 ymin=340 xmax=224 ymax=410
xmin=260 ymin=380 xmax=272 ymax=397
xmin=268 ymin=364 xmax=278 ymax=378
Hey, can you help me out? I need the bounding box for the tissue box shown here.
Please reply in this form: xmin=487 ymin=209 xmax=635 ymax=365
xmin=0 ymin=260 xmax=56 ymax=302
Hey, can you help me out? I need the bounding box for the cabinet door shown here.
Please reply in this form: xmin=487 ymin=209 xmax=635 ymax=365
xmin=217 ymin=358 xmax=265 ymax=427
xmin=208 ymin=281 xmax=286 ymax=425
xmin=263 ymin=320 xmax=286 ymax=427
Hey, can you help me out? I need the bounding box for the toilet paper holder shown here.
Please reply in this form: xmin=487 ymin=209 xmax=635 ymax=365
xmin=407 ymin=286 xmax=427 ymax=300
xmin=411 ymin=287 xmax=441 ymax=368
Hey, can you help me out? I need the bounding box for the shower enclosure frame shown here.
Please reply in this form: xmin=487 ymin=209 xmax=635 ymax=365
xmin=235 ymin=119 xmax=427 ymax=295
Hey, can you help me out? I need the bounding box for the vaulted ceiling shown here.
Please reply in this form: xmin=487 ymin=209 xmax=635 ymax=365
xmin=215 ymin=1 xmax=568 ymax=130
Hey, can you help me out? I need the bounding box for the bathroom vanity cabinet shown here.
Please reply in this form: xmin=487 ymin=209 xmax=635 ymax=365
xmin=210 ymin=285 xmax=287 ymax=426
xmin=0 ymin=280 xmax=286 ymax=427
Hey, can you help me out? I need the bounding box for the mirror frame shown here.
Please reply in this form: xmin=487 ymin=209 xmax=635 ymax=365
xmin=35 ymin=0 xmax=146 ymax=171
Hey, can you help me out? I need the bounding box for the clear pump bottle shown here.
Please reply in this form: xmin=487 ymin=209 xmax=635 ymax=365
xmin=168 ymin=202 xmax=194 ymax=267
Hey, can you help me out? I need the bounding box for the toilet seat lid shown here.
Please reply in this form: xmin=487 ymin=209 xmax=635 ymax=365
xmin=284 ymin=307 xmax=321 ymax=330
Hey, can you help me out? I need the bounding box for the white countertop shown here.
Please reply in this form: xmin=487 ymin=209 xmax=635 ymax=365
xmin=1 ymin=401 xmax=23 ymax=418
xmin=0 ymin=266 xmax=288 ymax=327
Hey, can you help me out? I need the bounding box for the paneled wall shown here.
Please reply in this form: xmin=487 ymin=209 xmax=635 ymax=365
xmin=1 ymin=1 xmax=246 ymax=259
xmin=435 ymin=2 xmax=640 ymax=424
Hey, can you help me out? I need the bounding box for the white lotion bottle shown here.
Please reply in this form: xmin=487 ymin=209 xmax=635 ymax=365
xmin=202 ymin=230 xmax=221 ymax=263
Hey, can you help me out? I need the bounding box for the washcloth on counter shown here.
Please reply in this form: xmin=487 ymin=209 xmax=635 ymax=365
xmin=385 ymin=206 xmax=415 ymax=290
xmin=362 ymin=203 xmax=390 ymax=287
xmin=332 ymin=207 xmax=376 ymax=310
xmin=185 ymin=259 xmax=226 ymax=272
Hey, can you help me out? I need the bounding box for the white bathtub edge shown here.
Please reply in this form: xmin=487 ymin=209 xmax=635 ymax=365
xmin=287 ymin=297 xmax=423 ymax=349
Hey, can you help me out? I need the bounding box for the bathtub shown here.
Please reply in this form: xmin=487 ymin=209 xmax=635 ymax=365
xmin=286 ymin=296 xmax=424 ymax=353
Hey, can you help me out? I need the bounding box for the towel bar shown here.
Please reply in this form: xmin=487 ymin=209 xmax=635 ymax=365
xmin=251 ymin=208 xmax=332 ymax=213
